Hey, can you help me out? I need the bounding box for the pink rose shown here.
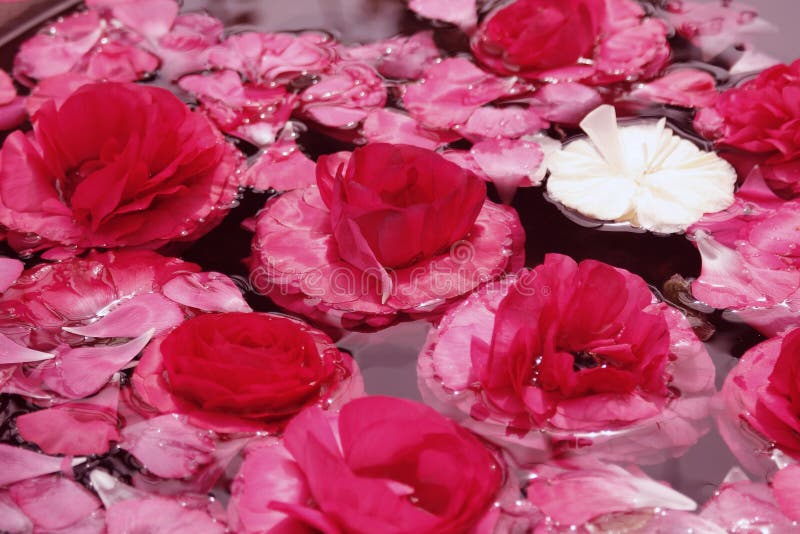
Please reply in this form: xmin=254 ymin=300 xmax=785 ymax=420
xmin=228 ymin=397 xmax=521 ymax=533
xmin=718 ymin=328 xmax=800 ymax=474
xmin=471 ymin=0 xmax=669 ymax=84
xmin=248 ymin=143 xmax=524 ymax=329
xmin=695 ymin=60 xmax=800 ymax=197
xmin=0 ymin=82 xmax=243 ymax=252
xmin=418 ymin=254 xmax=715 ymax=465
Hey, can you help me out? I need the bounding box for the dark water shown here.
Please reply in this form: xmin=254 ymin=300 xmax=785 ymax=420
xmin=0 ymin=0 xmax=797 ymax=509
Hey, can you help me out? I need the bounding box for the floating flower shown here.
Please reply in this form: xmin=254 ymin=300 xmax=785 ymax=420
xmin=249 ymin=143 xmax=524 ymax=329
xmin=0 ymin=250 xmax=250 ymax=454
xmin=718 ymin=327 xmax=800 ymax=475
xmin=471 ymin=0 xmax=669 ymax=84
xmin=0 ymin=82 xmax=243 ymax=252
xmin=418 ymin=254 xmax=715 ymax=465
xmin=547 ymin=105 xmax=736 ymax=233
xmin=132 ymin=312 xmax=363 ymax=433
xmin=695 ymin=59 xmax=800 ymax=197
xmin=227 ymin=397 xmax=524 ymax=533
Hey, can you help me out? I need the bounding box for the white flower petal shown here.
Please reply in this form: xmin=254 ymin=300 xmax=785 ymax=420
xmin=546 ymin=105 xmax=736 ymax=233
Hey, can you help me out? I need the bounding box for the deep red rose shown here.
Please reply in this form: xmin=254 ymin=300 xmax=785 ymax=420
xmin=249 ymin=142 xmax=524 ymax=329
xmin=695 ymin=60 xmax=800 ymax=197
xmin=471 ymin=0 xmax=668 ymax=84
xmin=229 ymin=397 xmax=515 ymax=533
xmin=0 ymin=82 xmax=242 ymax=251
xmin=474 ymin=0 xmax=605 ymax=74
xmin=133 ymin=312 xmax=362 ymax=432
xmin=316 ymin=143 xmax=486 ymax=270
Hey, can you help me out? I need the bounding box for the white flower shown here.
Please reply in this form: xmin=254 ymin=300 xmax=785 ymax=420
xmin=546 ymin=105 xmax=736 ymax=233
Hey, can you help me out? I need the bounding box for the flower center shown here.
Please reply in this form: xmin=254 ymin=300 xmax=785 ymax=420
xmin=571 ymin=350 xmax=605 ymax=371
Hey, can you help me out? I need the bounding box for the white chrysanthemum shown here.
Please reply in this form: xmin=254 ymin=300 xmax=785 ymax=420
xmin=546 ymin=105 xmax=736 ymax=233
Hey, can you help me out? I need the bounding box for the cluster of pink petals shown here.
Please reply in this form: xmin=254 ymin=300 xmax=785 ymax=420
xmin=14 ymin=0 xmax=223 ymax=90
xmin=227 ymin=396 xmax=525 ymax=533
xmin=419 ymin=254 xmax=716 ymax=465
xmin=689 ymin=169 xmax=800 ymax=336
xmin=0 ymin=250 xmax=249 ymax=453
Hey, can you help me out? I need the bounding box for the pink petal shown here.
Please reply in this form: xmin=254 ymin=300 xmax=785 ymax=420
xmin=119 ymin=414 xmax=216 ymax=479
xmin=403 ymin=58 xmax=516 ymax=130
xmin=0 ymin=332 xmax=53 ymax=364
xmin=470 ymin=138 xmax=544 ymax=202
xmin=773 ymin=464 xmax=800 ymax=522
xmin=530 ymin=82 xmax=603 ymax=125
xmin=104 ymin=0 xmax=178 ymax=38
xmin=16 ymin=384 xmax=120 ymax=456
xmin=408 ymin=0 xmax=477 ymax=30
xmin=228 ymin=440 xmax=312 ymax=533
xmin=243 ymin=140 xmax=317 ymax=191
xmin=63 ymin=293 xmax=184 ymax=338
xmin=461 ymin=106 xmax=547 ymax=142
xmin=9 ymin=475 xmax=101 ymax=531
xmin=25 ymin=72 xmax=94 ymax=117
xmin=162 ymin=271 xmax=250 ymax=313
xmin=0 ymin=444 xmax=77 ymax=486
xmin=42 ymin=330 xmax=153 ymax=399
xmin=630 ymin=69 xmax=719 ymax=108
xmin=0 ymin=97 xmax=26 ymax=131
xmin=106 ymin=497 xmax=225 ymax=534
xmin=0 ymin=257 xmax=22 ymax=292
xmin=362 ymin=109 xmax=453 ymax=150
xmin=0 ymin=491 xmax=32 ymax=534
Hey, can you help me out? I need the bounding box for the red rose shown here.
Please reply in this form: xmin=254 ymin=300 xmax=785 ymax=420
xmin=250 ymin=142 xmax=524 ymax=329
xmin=317 ymin=143 xmax=486 ymax=270
xmin=695 ymin=60 xmax=800 ymax=197
xmin=418 ymin=254 xmax=716 ymax=464
xmin=471 ymin=0 xmax=668 ymax=84
xmin=228 ymin=397 xmax=517 ymax=533
xmin=0 ymin=82 xmax=242 ymax=251
xmin=133 ymin=312 xmax=362 ymax=432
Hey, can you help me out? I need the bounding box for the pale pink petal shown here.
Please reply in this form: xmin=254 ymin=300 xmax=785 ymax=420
xmin=700 ymin=468 xmax=797 ymax=530
xmin=530 ymin=82 xmax=603 ymax=125
xmin=772 ymin=465 xmax=800 ymax=522
xmin=630 ymin=69 xmax=719 ymax=108
xmin=88 ymin=469 xmax=146 ymax=508
xmin=0 ymin=444 xmax=76 ymax=486
xmin=362 ymin=108 xmax=453 ymax=149
xmin=470 ymin=138 xmax=544 ymax=202
xmin=0 ymin=332 xmax=53 ymax=364
xmin=403 ymin=58 xmax=516 ymax=130
xmin=460 ymin=106 xmax=547 ymax=142
xmin=342 ymin=31 xmax=440 ymax=80
xmin=527 ymin=460 xmax=696 ymax=526
xmin=106 ymin=497 xmax=225 ymax=534
xmin=119 ymin=414 xmax=216 ymax=479
xmin=42 ymin=330 xmax=153 ymax=399
xmin=62 ymin=293 xmax=183 ymax=338
xmin=162 ymin=271 xmax=250 ymax=313
xmin=16 ymin=384 xmax=120 ymax=456
xmin=105 ymin=0 xmax=178 ymax=38
xmin=228 ymin=440 xmax=313 ymax=533
xmin=243 ymin=140 xmax=317 ymax=191
xmin=408 ymin=0 xmax=477 ymax=31
xmin=0 ymin=491 xmax=32 ymax=534
xmin=13 ymin=11 xmax=102 ymax=81
xmin=8 ymin=475 xmax=101 ymax=531
xmin=0 ymin=257 xmax=22 ymax=292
